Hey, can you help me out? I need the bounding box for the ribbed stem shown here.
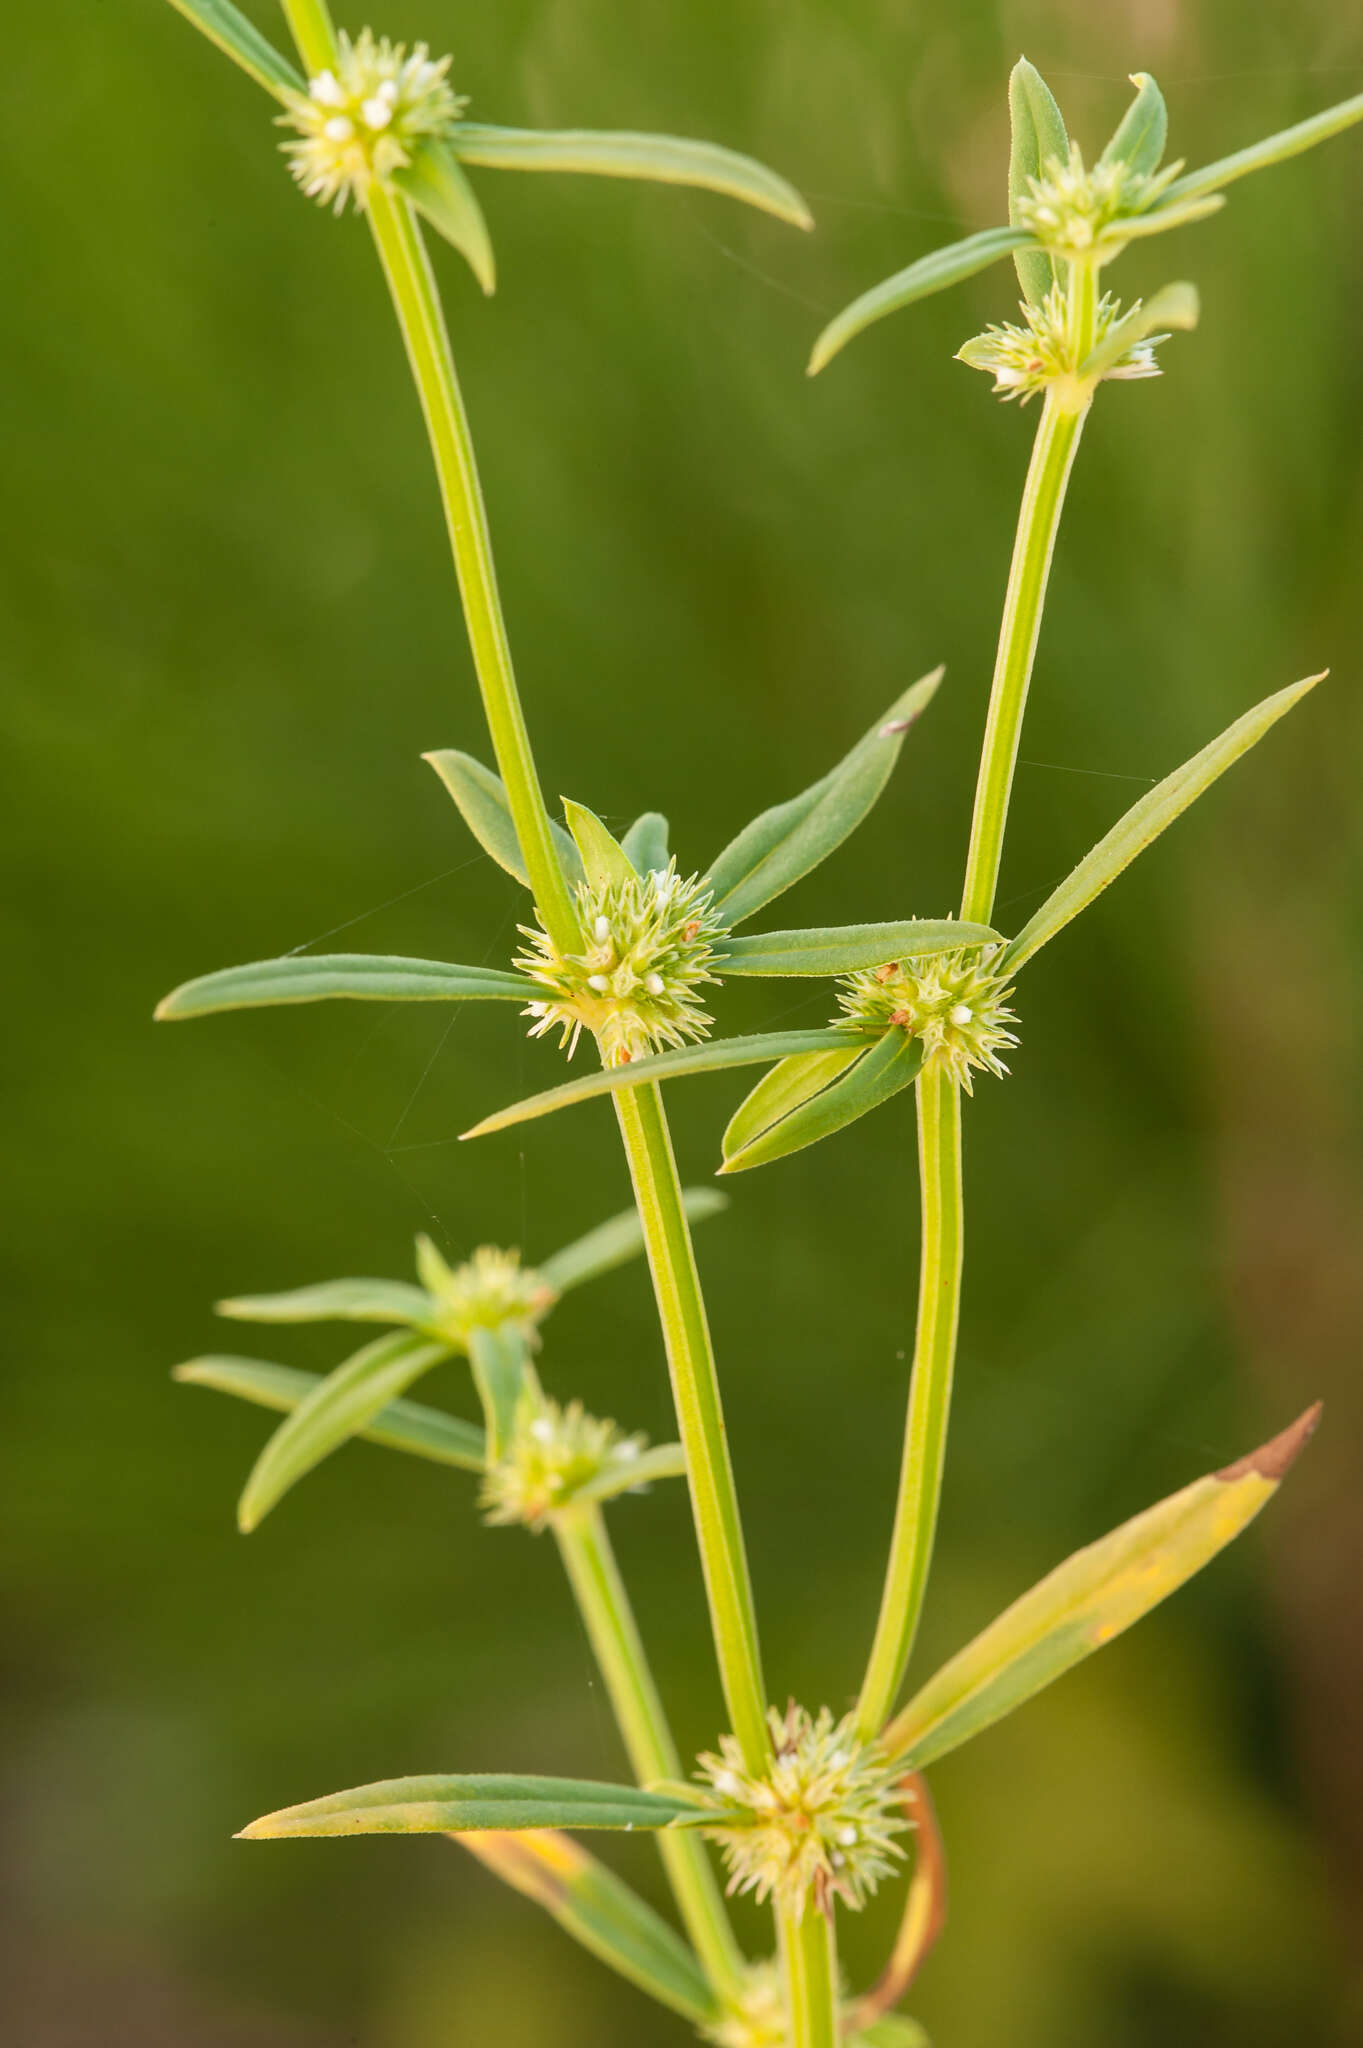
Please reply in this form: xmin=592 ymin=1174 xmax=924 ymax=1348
xmin=553 ymin=1503 xmax=745 ymax=2002
xmin=611 ymin=1083 xmax=770 ymax=1775
xmin=781 ymin=1905 xmax=838 ymax=2048
xmin=855 ymin=1065 xmax=963 ymax=1736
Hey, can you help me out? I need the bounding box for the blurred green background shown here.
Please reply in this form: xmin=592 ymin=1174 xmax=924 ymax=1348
xmin=5 ymin=0 xmax=1363 ymax=2041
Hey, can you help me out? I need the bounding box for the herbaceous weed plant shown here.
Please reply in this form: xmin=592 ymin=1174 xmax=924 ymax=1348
xmin=146 ymin=12 xmax=1360 ymax=2045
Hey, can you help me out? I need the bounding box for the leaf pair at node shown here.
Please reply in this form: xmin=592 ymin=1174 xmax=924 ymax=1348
xmin=166 ymin=0 xmax=811 ymax=298
xmin=178 ymin=1194 xmax=723 ymax=1529
xmin=809 ymin=59 xmax=1363 ymax=377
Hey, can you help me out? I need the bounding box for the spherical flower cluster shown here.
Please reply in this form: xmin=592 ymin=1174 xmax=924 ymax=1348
xmin=480 ymin=1391 xmax=646 ymax=1528
xmin=279 ymin=30 xmax=464 ymax=214
xmin=516 ymin=864 xmax=728 ymax=1065
xmin=835 ymin=941 xmax=1017 ymax=1094
xmin=415 ymin=1239 xmax=555 ymax=1350
xmin=695 ymin=1703 xmax=909 ymax=1917
xmin=958 ymin=284 xmax=1166 ymax=403
xmin=1017 ymin=143 xmax=1179 ymax=258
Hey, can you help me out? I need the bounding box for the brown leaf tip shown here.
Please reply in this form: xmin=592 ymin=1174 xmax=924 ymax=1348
xmin=1216 ymin=1401 xmax=1323 ymax=1484
xmin=879 ymin=718 xmax=915 ymax=736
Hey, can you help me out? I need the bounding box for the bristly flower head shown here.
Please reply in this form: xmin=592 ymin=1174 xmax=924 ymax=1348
xmin=516 ymin=863 xmax=728 ymax=1065
xmin=695 ymin=1703 xmax=909 ymax=1917
xmin=836 ymin=941 xmax=1017 ymax=1093
xmin=279 ymin=30 xmax=464 ymax=214
xmin=958 ymin=283 xmax=1166 ymax=403
xmin=415 ymin=1238 xmax=555 ymax=1349
xmin=480 ymin=1388 xmax=647 ymax=1529
xmin=1017 ymin=142 xmax=1181 ymax=259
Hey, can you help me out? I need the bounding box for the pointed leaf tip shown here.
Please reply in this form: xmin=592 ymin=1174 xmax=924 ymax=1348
xmin=1217 ymin=1401 xmax=1322 ymax=1483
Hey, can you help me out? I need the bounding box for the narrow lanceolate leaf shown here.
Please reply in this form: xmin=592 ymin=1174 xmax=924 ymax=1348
xmin=563 ymin=800 xmax=636 ymax=892
xmin=423 ymin=751 xmax=585 ymax=889
xmin=620 ymin=811 xmax=670 ymax=876
xmin=706 ymin=672 xmax=943 ymax=927
xmin=394 ymin=142 xmax=496 ymax=295
xmin=1008 ymin=57 xmax=1068 ymax=302
xmin=237 ymin=1332 xmax=451 ymax=1532
xmin=238 ymin=1773 xmax=705 ymax=1839
xmin=156 ymin=954 xmax=537 ymax=1020
xmin=881 ymin=1405 xmax=1322 ymax=1770
xmin=718 ymin=1031 xmax=923 ymax=1174
xmin=163 ymin=0 xmax=303 ymax=101
xmin=1112 ymin=193 xmax=1225 ymax=241
xmin=468 ymin=1324 xmax=534 ymax=1466
xmin=571 ymin=1442 xmax=689 ymax=1506
xmin=216 ymin=1278 xmax=435 ymax=1328
xmin=463 ymin=1031 xmax=852 ymax=1140
xmin=459 ymin=1830 xmax=716 ymax=2027
xmin=1079 ymin=280 xmax=1198 ymax=382
xmin=173 ymin=1357 xmax=488 ymax=1472
xmin=1099 ymin=72 xmax=1168 ymax=178
xmin=808 ymin=230 xmax=1039 ymax=375
xmin=539 ymin=1190 xmax=727 ymax=1294
xmin=1162 ymin=89 xmax=1363 ymax=205
xmin=449 ymin=124 xmax=813 ymax=230
xmin=721 ymin=1045 xmax=863 ymax=1164
xmin=998 ymin=673 xmax=1323 ymax=975
xmin=716 ymin=919 xmax=998 ymax=977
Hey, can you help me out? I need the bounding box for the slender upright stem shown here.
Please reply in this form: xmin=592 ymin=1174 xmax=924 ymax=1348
xmin=554 ymin=1502 xmax=746 ymax=2003
xmin=612 ymin=1083 xmax=770 ymax=1775
xmin=781 ymin=1904 xmax=838 ymax=2048
xmin=855 ymin=1065 xmax=963 ymax=1736
xmin=959 ymin=387 xmax=1087 ymax=927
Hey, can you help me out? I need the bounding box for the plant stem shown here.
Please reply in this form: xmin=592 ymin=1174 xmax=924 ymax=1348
xmin=612 ymin=1082 xmax=770 ymax=1775
xmin=280 ymin=0 xmax=336 ymax=75
xmin=781 ymin=1904 xmax=838 ymax=2048
xmin=854 ymin=1065 xmax=963 ymax=1736
xmin=958 ymin=387 xmax=1087 ymax=927
xmin=554 ymin=1502 xmax=746 ymax=2003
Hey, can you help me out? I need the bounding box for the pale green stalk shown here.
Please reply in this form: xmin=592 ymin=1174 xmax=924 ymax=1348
xmin=554 ymin=1502 xmax=745 ymax=2003
xmin=859 ymin=284 xmax=1088 ymax=1733
xmin=780 ymin=1903 xmax=838 ymax=2048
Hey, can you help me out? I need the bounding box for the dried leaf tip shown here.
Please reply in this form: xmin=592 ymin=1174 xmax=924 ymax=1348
xmin=1216 ymin=1400 xmax=1322 ymax=1484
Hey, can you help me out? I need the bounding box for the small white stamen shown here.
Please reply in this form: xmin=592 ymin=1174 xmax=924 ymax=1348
xmin=831 ymin=1850 xmax=846 ymax=1868
xmin=322 ymin=115 xmax=355 ymax=143
xmin=713 ymin=1770 xmax=742 ymax=1799
xmin=529 ymin=1418 xmax=554 ymax=1444
xmin=360 ymin=95 xmax=393 ymax=130
xmin=594 ymin=915 xmax=612 ymax=943
xmin=838 ymin=1825 xmax=858 ymax=1847
xmin=644 ymin=972 xmax=665 ymax=996
xmin=309 ymin=69 xmax=346 ymax=106
xmin=588 ymin=974 xmax=610 ymax=993
xmin=616 ymin=1440 xmax=640 ymax=1460
xmin=377 ymin=77 xmax=400 ymax=105
xmin=950 ymin=1003 xmax=973 ymax=1026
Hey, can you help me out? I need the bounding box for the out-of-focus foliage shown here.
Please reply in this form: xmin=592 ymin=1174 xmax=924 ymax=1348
xmin=2 ymin=1 xmax=1361 ymax=2043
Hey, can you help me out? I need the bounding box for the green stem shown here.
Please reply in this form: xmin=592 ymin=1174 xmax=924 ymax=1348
xmin=958 ymin=387 xmax=1086 ymax=928
xmin=781 ymin=1904 xmax=838 ymax=2048
xmin=612 ymin=1082 xmax=770 ymax=1775
xmin=553 ymin=1502 xmax=745 ymax=2003
xmin=854 ymin=1065 xmax=963 ymax=1736
xmin=279 ymin=0 xmax=337 ymax=79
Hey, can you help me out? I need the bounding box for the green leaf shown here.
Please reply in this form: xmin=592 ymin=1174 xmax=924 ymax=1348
xmin=718 ymin=1031 xmax=923 ymax=1174
xmin=394 ymin=142 xmax=496 ymax=295
xmin=238 ymin=1772 xmax=705 ymax=1839
xmin=539 ymin=1191 xmax=727 ymax=1294
xmin=163 ymin=0 xmax=303 ymax=102
xmin=1079 ymin=280 xmax=1198 ymax=381
xmin=449 ymin=124 xmax=813 ymax=231
xmin=237 ymin=1331 xmax=451 ymax=1531
xmin=1008 ymin=57 xmax=1068 ymax=302
xmin=460 ymin=1829 xmax=716 ymax=2026
xmin=462 ymin=1030 xmax=853 ymax=1140
xmin=716 ymin=919 xmax=998 ymax=977
xmin=721 ymin=1046 xmax=863 ymax=1163
xmin=173 ymin=1357 xmax=488 ymax=1472
xmin=706 ymin=672 xmax=943 ymax=927
xmin=569 ymin=1443 xmax=689 ymax=1506
xmin=999 ymin=673 xmax=1322 ymax=975
xmin=156 ymin=953 xmax=537 ymax=1020
xmin=423 ymin=750 xmax=585 ymax=889
xmin=881 ymin=1405 xmax=1321 ymax=1770
xmin=1099 ymin=72 xmax=1167 ymax=177
xmin=1108 ymin=192 xmax=1225 ymax=242
xmin=620 ymin=812 xmax=670 ymax=876
xmin=1161 ymin=88 xmax=1363 ymax=205
xmin=216 ymin=1278 xmax=435 ymax=1327
xmin=809 ymin=230 xmax=1038 ymax=376
xmin=468 ymin=1324 xmax=535 ymax=1465
xmin=563 ymin=800 xmax=636 ymax=892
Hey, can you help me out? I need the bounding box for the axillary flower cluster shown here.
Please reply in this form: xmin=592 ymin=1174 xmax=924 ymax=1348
xmin=696 ymin=1704 xmax=909 ymax=1917
xmin=836 ymin=942 xmax=1018 ymax=1093
xmin=480 ymin=1390 xmax=647 ymax=1529
xmin=415 ymin=1238 xmax=556 ymax=1349
xmin=958 ymin=282 xmax=1166 ymax=403
xmin=279 ymin=30 xmax=462 ymax=212
xmin=517 ymin=864 xmax=729 ymax=1065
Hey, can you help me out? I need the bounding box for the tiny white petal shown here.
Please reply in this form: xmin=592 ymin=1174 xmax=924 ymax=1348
xmin=594 ymin=916 xmax=611 ymax=943
xmin=644 ymin=972 xmax=665 ymax=996
xmin=361 ymin=96 xmax=394 ymax=130
xmin=838 ymin=1825 xmax=858 ymax=1847
xmin=530 ymin=1419 xmax=554 ymax=1443
xmin=377 ymin=77 xmax=400 ymax=104
xmin=713 ymin=1771 xmax=742 ymax=1798
xmin=322 ymin=115 xmax=355 ymax=143
xmin=950 ymin=1003 xmax=973 ymax=1026
xmin=588 ymin=974 xmax=610 ymax=993
xmin=309 ymin=70 xmax=346 ymax=106
xmin=616 ymin=1441 xmax=640 ymax=1460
